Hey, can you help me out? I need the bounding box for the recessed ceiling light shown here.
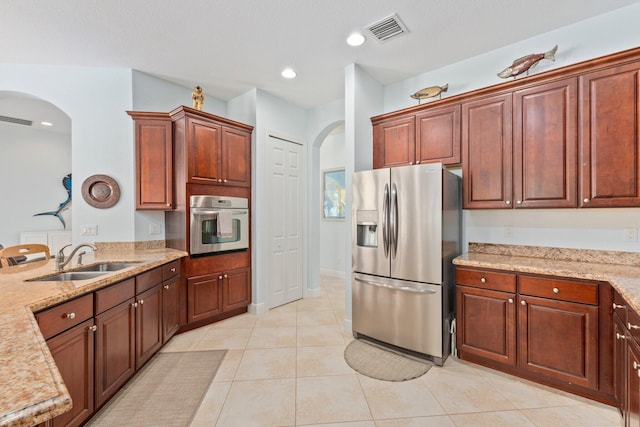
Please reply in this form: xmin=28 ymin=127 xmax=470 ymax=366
xmin=347 ymin=33 xmax=366 ymax=47
xmin=281 ymin=68 xmax=297 ymax=79
xmin=41 ymin=121 xmax=53 ymax=126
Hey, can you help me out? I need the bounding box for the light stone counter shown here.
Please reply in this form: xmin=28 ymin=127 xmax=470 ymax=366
xmin=0 ymin=242 xmax=187 ymax=427
xmin=454 ymin=243 xmax=640 ymax=314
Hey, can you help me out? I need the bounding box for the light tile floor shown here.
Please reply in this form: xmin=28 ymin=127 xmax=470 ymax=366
xmin=155 ymin=275 xmax=622 ymax=426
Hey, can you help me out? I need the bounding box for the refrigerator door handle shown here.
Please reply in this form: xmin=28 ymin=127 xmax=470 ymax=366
xmin=390 ymin=183 xmax=399 ymax=259
xmin=354 ymin=277 xmax=437 ymax=294
xmin=382 ymin=183 xmax=390 ymax=257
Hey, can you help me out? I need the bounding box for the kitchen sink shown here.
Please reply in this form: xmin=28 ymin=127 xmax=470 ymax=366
xmin=28 ymin=272 xmax=110 ymax=282
xmin=71 ymin=262 xmax=141 ymax=272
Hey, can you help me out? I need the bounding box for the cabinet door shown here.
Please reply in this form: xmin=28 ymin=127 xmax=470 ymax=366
xmin=134 ymin=116 xmax=173 ymax=210
xmin=580 ymin=62 xmax=640 ymax=207
xmin=372 ymin=116 xmax=415 ymax=169
xmin=47 ymin=319 xmax=95 ymax=427
xmin=513 ymin=78 xmax=578 ymax=208
xmin=629 ymin=339 xmax=640 ymax=427
xmin=187 ymin=273 xmax=223 ymax=323
xmin=95 ymin=298 xmax=136 ymax=408
xmin=455 ymin=285 xmax=516 ymax=366
xmin=222 ymin=268 xmax=251 ymax=312
xmin=462 ymin=93 xmax=513 ymax=209
xmin=518 ymin=295 xmax=598 ymax=389
xmin=162 ymin=274 xmax=181 ymax=343
xmin=415 ymin=104 xmax=461 ymax=165
xmin=614 ymin=316 xmax=628 ymax=415
xmin=187 ymin=117 xmax=222 ymax=184
xmin=136 ymin=284 xmax=163 ymax=369
xmin=221 ymin=127 xmax=251 ymax=187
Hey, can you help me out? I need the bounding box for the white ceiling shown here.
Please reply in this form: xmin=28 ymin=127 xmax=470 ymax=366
xmin=1 ymin=0 xmax=638 ymax=113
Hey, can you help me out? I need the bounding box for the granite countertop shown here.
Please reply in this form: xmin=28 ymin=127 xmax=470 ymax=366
xmin=454 ymin=243 xmax=640 ymax=313
xmin=0 ymin=242 xmax=187 ymax=427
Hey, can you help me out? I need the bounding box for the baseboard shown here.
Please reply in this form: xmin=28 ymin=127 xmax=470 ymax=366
xmin=320 ymin=268 xmax=346 ymax=279
xmin=248 ymin=301 xmax=267 ymax=315
xmin=304 ymin=287 xmax=322 ymax=298
xmin=343 ymin=317 xmax=353 ymax=335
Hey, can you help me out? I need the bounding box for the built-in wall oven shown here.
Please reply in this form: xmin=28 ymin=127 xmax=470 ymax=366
xmin=190 ymin=195 xmax=249 ymax=255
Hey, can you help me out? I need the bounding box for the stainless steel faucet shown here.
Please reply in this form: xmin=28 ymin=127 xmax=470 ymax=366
xmin=56 ymin=243 xmax=98 ymax=270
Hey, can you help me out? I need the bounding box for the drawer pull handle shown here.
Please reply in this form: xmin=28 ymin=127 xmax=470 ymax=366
xmin=508 ymin=298 xmax=514 ymax=304
xmin=170 ymin=267 xmax=176 ymax=272
xmin=552 ymin=287 xmax=559 ymax=294
xmin=628 ymin=323 xmax=640 ymax=330
xmin=64 ymin=312 xmax=76 ymax=319
xmin=617 ymin=332 xmax=627 ymax=340
xmin=480 ymin=277 xmax=486 ymax=283
xmin=520 ymin=300 xmax=526 ymax=306
xmin=164 ymin=284 xmax=170 ymax=290
xmin=88 ymin=325 xmax=97 ymax=332
xmin=613 ymin=303 xmax=625 ymax=309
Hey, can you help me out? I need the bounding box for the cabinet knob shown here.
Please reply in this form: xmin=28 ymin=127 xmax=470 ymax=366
xmin=164 ymin=284 xmax=170 ymax=290
xmin=64 ymin=312 xmax=76 ymax=319
xmin=583 ymin=198 xmax=590 ymax=203
xmin=416 ymin=161 xmax=421 ymax=164
xmin=505 ymin=200 xmax=511 ymax=205
xmin=516 ymin=200 xmax=522 ymax=205
xmin=617 ymin=332 xmax=627 ymax=340
xmin=170 ymin=267 xmax=176 ymax=272
xmin=480 ymin=277 xmax=486 ymax=283
xmin=132 ymin=302 xmax=138 ymax=308
xmin=223 ymin=179 xmax=228 ymax=183
xmin=552 ymin=287 xmax=559 ymax=294
xmin=508 ymin=298 xmax=514 ymax=304
xmin=409 ymin=162 xmax=414 ymax=165
xmin=139 ymin=299 xmax=144 ymax=305
xmin=218 ymin=179 xmax=223 ymax=183
xmin=219 ymin=276 xmax=223 ymax=280
xmin=224 ymin=274 xmax=228 ymax=279
xmin=88 ymin=325 xmax=97 ymax=332
xmin=613 ymin=303 xmax=625 ymax=309
xmin=628 ymin=322 xmax=640 ymax=330
xmin=634 ymin=361 xmax=639 ymax=370
xmin=520 ymin=300 xmax=526 ymax=306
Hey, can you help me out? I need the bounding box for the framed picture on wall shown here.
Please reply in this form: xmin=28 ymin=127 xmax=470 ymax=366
xmin=322 ymin=168 xmax=346 ymax=220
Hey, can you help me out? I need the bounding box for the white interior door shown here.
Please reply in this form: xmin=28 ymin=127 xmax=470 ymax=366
xmin=268 ymin=135 xmax=305 ymax=309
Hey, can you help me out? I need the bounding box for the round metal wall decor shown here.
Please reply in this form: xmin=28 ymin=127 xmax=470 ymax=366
xmin=81 ymin=174 xmax=121 ymax=209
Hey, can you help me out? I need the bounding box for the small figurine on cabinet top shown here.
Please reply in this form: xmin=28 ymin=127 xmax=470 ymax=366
xmin=192 ymin=86 xmax=205 ymax=110
xmin=497 ymin=45 xmax=558 ymax=79
xmin=410 ymin=84 xmax=448 ymax=104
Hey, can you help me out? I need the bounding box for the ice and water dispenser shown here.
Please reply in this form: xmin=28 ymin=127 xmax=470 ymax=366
xmin=356 ymin=210 xmax=378 ymax=248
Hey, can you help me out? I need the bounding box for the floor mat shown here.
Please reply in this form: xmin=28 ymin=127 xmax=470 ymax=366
xmin=87 ymin=350 xmax=226 ymax=426
xmin=344 ymin=339 xmax=431 ymax=381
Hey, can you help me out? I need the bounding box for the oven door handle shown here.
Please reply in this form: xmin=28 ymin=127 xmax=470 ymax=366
xmin=192 ymin=210 xmax=248 ymax=215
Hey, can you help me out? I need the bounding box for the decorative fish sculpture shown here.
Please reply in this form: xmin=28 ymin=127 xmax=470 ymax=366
xmin=497 ymin=45 xmax=558 ymax=79
xmin=410 ymin=84 xmax=448 ymax=103
xmin=34 ymin=173 xmax=72 ymax=229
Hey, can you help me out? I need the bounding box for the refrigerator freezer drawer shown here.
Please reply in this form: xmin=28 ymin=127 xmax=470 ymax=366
xmin=352 ymin=273 xmax=445 ymax=363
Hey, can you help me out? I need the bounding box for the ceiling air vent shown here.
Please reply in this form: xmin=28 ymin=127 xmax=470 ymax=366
xmin=365 ymin=13 xmax=408 ymax=43
xmin=0 ymin=115 xmax=32 ymax=126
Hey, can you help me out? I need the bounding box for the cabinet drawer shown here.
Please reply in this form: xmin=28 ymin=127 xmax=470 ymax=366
xmin=136 ymin=267 xmax=162 ymax=294
xmin=162 ymin=260 xmax=180 ymax=281
xmin=456 ymin=267 xmax=516 ymax=292
xmin=37 ymin=293 xmax=94 ymax=340
xmin=95 ymin=278 xmax=135 ymax=314
xmin=613 ymin=288 xmax=627 ymax=323
xmin=518 ymin=275 xmax=598 ymax=305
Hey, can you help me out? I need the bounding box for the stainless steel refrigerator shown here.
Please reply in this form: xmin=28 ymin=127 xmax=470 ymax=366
xmin=351 ymin=162 xmax=461 ymax=366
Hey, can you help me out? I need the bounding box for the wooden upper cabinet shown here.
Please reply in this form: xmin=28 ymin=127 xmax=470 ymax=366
xmin=221 ymin=126 xmax=251 ymax=187
xmin=462 ymin=92 xmax=513 ymax=209
xmin=187 ymin=116 xmax=223 ymax=185
xmin=580 ymin=61 xmax=640 ymax=207
xmin=128 ymin=112 xmax=173 ymax=210
xmin=513 ymin=78 xmax=578 ymax=208
xmin=416 ymin=104 xmax=461 ymax=165
xmin=373 ymin=116 xmax=415 ymax=169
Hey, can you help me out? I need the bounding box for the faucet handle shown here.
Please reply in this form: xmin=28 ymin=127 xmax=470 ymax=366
xmin=77 ymin=251 xmax=87 ymax=266
xmin=56 ymin=243 xmax=72 ymax=259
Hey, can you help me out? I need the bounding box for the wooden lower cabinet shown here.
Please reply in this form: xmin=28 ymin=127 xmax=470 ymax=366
xmin=455 ymin=266 xmax=612 ymax=404
xmin=187 ymin=267 xmax=250 ymax=324
xmin=45 ymin=319 xmax=95 ymax=427
xmin=162 ymin=273 xmax=181 ymax=343
xmin=94 ymin=297 xmax=136 ymax=408
xmin=613 ymin=289 xmax=640 ymax=426
xmin=456 ymin=285 xmax=516 ymax=366
xmin=135 ymin=283 xmax=163 ymax=368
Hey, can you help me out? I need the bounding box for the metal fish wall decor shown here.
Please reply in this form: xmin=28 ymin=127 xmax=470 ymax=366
xmin=34 ymin=173 xmax=71 ymax=229
xmin=410 ymin=84 xmax=448 ymax=103
xmin=497 ymin=45 xmax=558 ymax=79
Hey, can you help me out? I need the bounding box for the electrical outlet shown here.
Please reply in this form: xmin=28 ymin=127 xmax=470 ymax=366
xmin=149 ymin=223 xmax=161 ymax=235
xmin=624 ymin=228 xmax=638 ymax=242
xmin=504 ymin=226 xmax=513 ymax=238
xmin=81 ymin=225 xmax=98 ymax=236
